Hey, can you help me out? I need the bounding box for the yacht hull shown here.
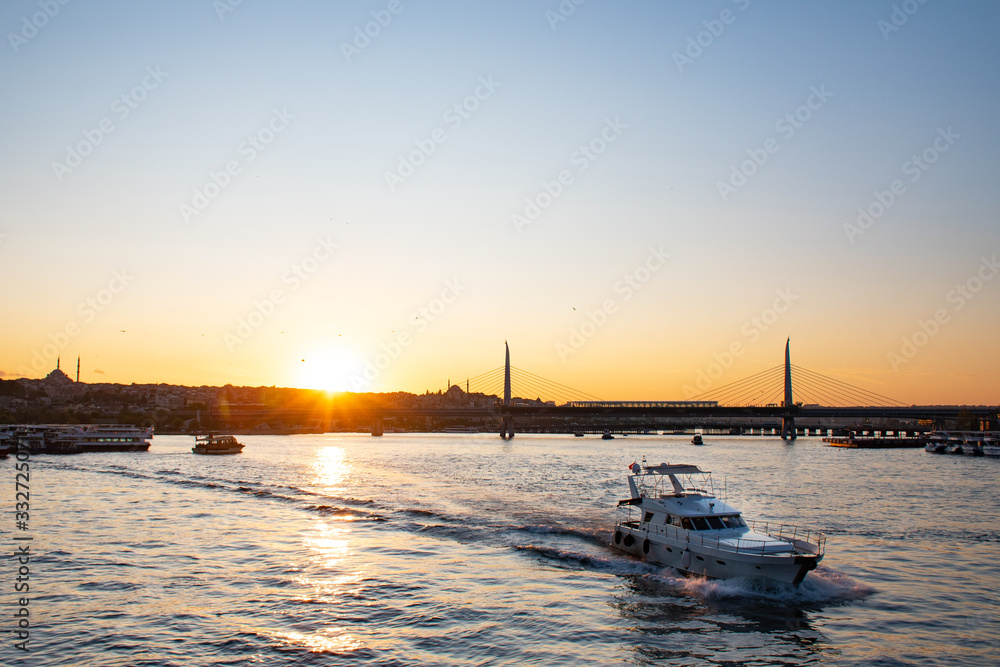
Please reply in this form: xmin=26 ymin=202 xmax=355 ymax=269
xmin=612 ymin=523 xmax=822 ymax=587
xmin=192 ymin=447 xmax=243 ymax=455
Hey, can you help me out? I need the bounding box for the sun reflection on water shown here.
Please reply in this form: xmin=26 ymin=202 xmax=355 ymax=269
xmin=267 ymin=628 xmax=364 ymax=654
xmin=311 ymin=445 xmax=351 ymax=491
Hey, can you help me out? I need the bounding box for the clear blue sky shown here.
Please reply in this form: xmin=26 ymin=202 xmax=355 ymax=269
xmin=2 ymin=0 xmax=998 ymax=404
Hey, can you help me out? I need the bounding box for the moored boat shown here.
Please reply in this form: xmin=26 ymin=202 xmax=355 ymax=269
xmin=612 ymin=462 xmax=825 ymax=587
xmin=924 ymin=432 xmax=949 ymax=453
xmin=691 ymin=434 xmax=704 ymax=445
xmin=192 ymin=434 xmax=244 ymax=455
xmin=983 ymin=438 xmax=1000 ymax=457
xmin=602 ymin=430 xmax=615 ymax=440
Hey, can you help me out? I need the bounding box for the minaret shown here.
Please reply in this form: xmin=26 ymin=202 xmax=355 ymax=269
xmin=76 ymin=356 xmax=80 ymax=383
xmin=57 ymin=356 xmax=60 ymax=370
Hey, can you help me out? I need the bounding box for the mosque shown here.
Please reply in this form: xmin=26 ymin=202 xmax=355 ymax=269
xmin=44 ymin=356 xmax=80 ymax=386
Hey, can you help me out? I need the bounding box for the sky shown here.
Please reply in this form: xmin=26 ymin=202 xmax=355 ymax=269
xmin=1 ymin=0 xmax=998 ymax=405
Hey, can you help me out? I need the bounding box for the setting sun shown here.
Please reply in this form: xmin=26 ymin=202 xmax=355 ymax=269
xmin=295 ymin=349 xmax=360 ymax=393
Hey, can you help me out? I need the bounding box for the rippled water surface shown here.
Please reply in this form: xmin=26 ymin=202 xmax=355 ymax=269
xmin=5 ymin=434 xmax=998 ymax=666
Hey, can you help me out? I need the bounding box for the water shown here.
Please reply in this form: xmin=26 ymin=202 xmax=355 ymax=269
xmin=5 ymin=434 xmax=998 ymax=666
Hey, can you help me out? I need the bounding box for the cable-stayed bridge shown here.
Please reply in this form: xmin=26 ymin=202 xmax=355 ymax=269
xmin=205 ymin=341 xmax=998 ymax=436
xmin=431 ymin=341 xmax=997 ymax=438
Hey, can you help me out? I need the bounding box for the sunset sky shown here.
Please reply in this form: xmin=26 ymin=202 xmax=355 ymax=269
xmin=2 ymin=0 xmax=998 ymax=405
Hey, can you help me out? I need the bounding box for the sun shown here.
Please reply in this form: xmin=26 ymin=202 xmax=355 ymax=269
xmin=295 ymin=348 xmax=360 ymax=393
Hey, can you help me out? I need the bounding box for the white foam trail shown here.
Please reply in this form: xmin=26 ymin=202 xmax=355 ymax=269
xmin=646 ymin=564 xmax=875 ymax=603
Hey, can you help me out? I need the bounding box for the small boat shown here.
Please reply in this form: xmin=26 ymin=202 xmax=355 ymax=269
xmin=960 ymin=435 xmax=985 ymax=456
xmin=442 ymin=426 xmax=478 ymax=433
xmin=612 ymin=462 xmax=825 ymax=587
xmin=924 ymin=433 xmax=949 ymax=453
xmin=602 ymin=430 xmax=615 ymax=440
xmin=573 ymin=431 xmax=585 ymax=437
xmin=192 ymin=434 xmax=244 ymax=455
xmin=691 ymin=434 xmax=704 ymax=445
xmin=983 ymin=438 xmax=1000 ymax=457
xmin=0 ymin=428 xmax=11 ymax=458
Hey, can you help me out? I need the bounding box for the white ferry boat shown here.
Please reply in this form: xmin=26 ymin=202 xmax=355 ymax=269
xmin=192 ymin=434 xmax=244 ymax=455
xmin=612 ymin=462 xmax=825 ymax=587
xmin=31 ymin=424 xmax=153 ymax=454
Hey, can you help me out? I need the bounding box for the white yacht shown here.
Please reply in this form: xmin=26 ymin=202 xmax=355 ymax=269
xmin=612 ymin=462 xmax=825 ymax=587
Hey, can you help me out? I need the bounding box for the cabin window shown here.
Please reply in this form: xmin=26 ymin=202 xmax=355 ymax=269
xmin=720 ymin=515 xmax=747 ymax=528
xmin=681 ymin=518 xmax=694 ymax=530
xmin=692 ymin=518 xmax=710 ymax=531
xmin=706 ymin=517 xmax=725 ymax=530
xmin=643 ymin=512 xmax=654 ymax=523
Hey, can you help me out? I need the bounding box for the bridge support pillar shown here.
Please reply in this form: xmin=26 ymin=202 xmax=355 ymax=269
xmin=371 ymin=417 xmax=383 ymax=437
xmin=500 ymin=413 xmax=514 ymax=440
xmin=780 ymin=418 xmax=796 ymax=440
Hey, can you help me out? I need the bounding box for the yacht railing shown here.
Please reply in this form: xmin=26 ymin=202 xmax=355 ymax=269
xmin=619 ymin=519 xmax=826 ymax=557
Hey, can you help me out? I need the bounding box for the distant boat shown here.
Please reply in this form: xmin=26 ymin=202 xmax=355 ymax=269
xmin=983 ymin=438 xmax=1000 ymax=457
xmin=442 ymin=426 xmax=478 ymax=433
xmin=691 ymin=434 xmax=704 ymax=445
xmin=602 ymin=430 xmax=614 ymax=440
xmin=192 ymin=434 xmax=244 ymax=455
xmin=573 ymin=431 xmax=585 ymax=437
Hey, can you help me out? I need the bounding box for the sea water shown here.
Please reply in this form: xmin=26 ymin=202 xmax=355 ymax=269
xmin=5 ymin=434 xmax=998 ymax=666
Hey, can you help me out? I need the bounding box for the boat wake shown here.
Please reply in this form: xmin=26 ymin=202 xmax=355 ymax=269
xmin=514 ymin=543 xmax=658 ymax=575
xmin=645 ymin=563 xmax=875 ymax=604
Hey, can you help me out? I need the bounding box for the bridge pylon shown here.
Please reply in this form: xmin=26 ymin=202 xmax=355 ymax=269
xmin=500 ymin=342 xmax=514 ymax=439
xmin=781 ymin=338 xmax=797 ymax=440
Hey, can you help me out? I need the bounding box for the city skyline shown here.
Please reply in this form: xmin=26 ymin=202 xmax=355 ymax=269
xmin=2 ymin=1 xmax=999 ymax=405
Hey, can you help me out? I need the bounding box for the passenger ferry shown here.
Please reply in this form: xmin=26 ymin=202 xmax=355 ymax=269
xmin=612 ymin=462 xmax=825 ymax=587
xmin=6 ymin=424 xmax=153 ymax=454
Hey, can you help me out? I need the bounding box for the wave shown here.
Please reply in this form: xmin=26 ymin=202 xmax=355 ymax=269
xmin=514 ymin=544 xmax=658 ymax=575
xmin=304 ymin=504 xmax=383 ymax=521
xmin=510 ymin=523 xmax=603 ymax=542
